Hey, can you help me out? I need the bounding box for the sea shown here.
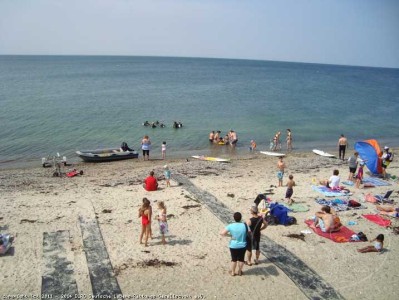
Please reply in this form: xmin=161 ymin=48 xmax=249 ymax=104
xmin=1 ymin=55 xmax=398 ymax=169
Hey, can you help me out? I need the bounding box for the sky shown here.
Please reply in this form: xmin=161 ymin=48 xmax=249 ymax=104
xmin=0 ymin=0 xmax=398 ymax=68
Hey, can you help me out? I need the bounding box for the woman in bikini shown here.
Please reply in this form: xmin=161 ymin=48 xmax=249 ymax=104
xmin=139 ymin=198 xmax=152 ymax=246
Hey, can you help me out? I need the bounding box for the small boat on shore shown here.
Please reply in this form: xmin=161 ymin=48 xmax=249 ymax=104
xmin=76 ymin=148 xmax=139 ymax=162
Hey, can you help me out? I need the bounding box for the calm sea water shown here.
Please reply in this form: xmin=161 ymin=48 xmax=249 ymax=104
xmin=1 ymin=55 xmax=398 ymax=169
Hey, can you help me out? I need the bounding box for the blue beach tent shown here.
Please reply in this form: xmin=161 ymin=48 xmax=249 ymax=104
xmin=354 ymin=139 xmax=382 ymax=175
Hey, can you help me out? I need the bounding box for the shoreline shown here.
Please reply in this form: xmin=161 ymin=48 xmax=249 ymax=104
xmin=1 ymin=142 xmax=397 ymax=171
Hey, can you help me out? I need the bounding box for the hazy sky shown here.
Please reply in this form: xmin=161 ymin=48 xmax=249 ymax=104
xmin=1 ymin=0 xmax=398 ymax=68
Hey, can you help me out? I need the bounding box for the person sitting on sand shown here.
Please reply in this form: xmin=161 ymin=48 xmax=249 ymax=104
xmin=311 ymin=206 xmax=339 ymax=233
xmin=357 ymin=234 xmax=384 ymax=253
xmin=143 ymin=171 xmax=158 ymax=191
xmin=320 ymin=169 xmax=341 ymax=190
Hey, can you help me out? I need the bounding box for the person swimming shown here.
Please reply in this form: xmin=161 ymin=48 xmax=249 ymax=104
xmin=173 ymin=121 xmax=183 ymax=128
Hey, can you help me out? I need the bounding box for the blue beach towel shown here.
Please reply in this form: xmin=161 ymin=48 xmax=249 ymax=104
xmin=311 ymin=185 xmax=350 ymax=197
xmin=362 ymin=177 xmax=391 ymax=186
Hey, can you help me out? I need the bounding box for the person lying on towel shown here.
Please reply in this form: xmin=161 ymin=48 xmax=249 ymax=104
xmin=376 ymin=205 xmax=399 ymax=218
xmin=311 ymin=206 xmax=341 ymax=233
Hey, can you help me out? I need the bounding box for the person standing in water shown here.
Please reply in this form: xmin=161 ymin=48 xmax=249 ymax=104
xmin=141 ymin=135 xmax=151 ymax=161
xmin=286 ymin=129 xmax=293 ymax=151
xmin=161 ymin=141 xmax=167 ymax=159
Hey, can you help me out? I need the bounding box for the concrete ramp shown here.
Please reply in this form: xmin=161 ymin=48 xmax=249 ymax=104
xmin=41 ymin=230 xmax=79 ymax=298
xmin=79 ymin=216 xmax=122 ymax=297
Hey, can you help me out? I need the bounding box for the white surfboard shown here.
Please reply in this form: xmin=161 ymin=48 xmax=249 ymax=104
xmin=191 ymin=155 xmax=230 ymax=162
xmin=260 ymin=151 xmax=286 ymax=157
xmin=312 ymin=149 xmax=336 ymax=158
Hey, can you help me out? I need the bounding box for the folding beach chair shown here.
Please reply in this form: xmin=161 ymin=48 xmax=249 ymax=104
xmin=375 ymin=190 xmax=394 ymax=204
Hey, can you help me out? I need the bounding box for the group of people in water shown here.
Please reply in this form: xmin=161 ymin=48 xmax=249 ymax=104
xmin=270 ymin=129 xmax=293 ymax=152
xmin=209 ymin=130 xmax=238 ymax=146
xmin=208 ymin=128 xmax=292 ymax=151
xmin=142 ymin=120 xmax=183 ymax=128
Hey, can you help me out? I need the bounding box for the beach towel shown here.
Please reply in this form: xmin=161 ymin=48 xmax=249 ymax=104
xmin=282 ymin=203 xmax=310 ymax=212
xmin=311 ymin=185 xmax=350 ymax=197
xmin=304 ymin=220 xmax=359 ymax=243
xmin=343 ymin=180 xmax=375 ymax=188
xmin=362 ymin=177 xmax=391 ymax=186
xmin=362 ymin=214 xmax=392 ymax=227
xmin=315 ymin=198 xmax=366 ymax=211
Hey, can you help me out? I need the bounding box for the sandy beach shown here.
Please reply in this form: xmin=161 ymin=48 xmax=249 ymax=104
xmin=0 ymin=151 xmax=398 ymax=299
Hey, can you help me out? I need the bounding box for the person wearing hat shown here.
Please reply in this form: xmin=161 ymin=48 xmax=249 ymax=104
xmin=381 ymin=146 xmax=394 ymax=179
xmin=245 ymin=206 xmax=268 ymax=266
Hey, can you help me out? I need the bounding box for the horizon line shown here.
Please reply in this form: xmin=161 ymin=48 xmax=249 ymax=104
xmin=0 ymin=53 xmax=397 ymax=70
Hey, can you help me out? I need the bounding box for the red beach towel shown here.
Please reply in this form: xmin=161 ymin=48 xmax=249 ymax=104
xmin=362 ymin=214 xmax=392 ymax=227
xmin=305 ymin=220 xmax=359 ymax=243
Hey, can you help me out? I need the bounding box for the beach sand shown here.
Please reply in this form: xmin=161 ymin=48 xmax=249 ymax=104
xmin=0 ymin=152 xmax=398 ymax=299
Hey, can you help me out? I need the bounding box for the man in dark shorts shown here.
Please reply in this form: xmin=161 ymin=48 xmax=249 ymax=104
xmin=245 ymin=206 xmax=268 ymax=266
xmin=338 ymin=134 xmax=348 ymax=160
xmin=229 ymin=130 xmax=238 ymax=146
xmin=347 ymin=152 xmax=360 ymax=181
